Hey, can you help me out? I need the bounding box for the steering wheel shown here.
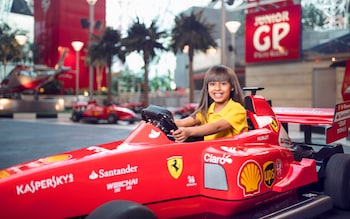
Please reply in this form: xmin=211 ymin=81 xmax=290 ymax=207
xmin=141 ymin=105 xmax=178 ymax=139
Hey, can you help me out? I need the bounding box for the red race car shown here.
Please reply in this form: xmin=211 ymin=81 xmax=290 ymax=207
xmin=1 ymin=87 xmax=350 ymax=219
xmin=173 ymin=103 xmax=198 ymax=119
xmin=71 ymin=100 xmax=139 ymax=124
xmin=118 ymin=101 xmax=145 ymax=113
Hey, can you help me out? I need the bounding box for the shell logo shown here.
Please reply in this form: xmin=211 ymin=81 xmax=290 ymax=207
xmin=238 ymin=160 xmax=262 ymax=197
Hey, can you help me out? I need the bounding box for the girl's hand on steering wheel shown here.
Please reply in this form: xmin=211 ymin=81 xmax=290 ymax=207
xmin=171 ymin=127 xmax=191 ymax=142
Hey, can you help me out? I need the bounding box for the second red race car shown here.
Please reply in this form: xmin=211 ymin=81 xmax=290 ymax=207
xmin=1 ymin=87 xmax=350 ymax=219
xmin=71 ymin=100 xmax=139 ymax=124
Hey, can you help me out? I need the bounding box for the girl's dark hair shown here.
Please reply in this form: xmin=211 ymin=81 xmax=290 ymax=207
xmin=193 ymin=65 xmax=244 ymax=122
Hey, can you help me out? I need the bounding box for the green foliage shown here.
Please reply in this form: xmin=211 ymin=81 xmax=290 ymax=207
xmin=87 ymin=27 xmax=125 ymax=68
xmin=170 ymin=10 xmax=217 ymax=55
xmin=149 ymin=70 xmax=173 ymax=92
xmin=117 ymin=69 xmax=144 ymax=93
xmin=123 ymin=17 xmax=168 ymax=60
xmin=87 ymin=27 xmax=125 ymax=104
xmin=122 ymin=17 xmax=168 ymax=106
xmin=0 ymin=23 xmax=22 ymax=65
xmin=170 ymin=9 xmax=217 ymax=103
xmin=0 ymin=23 xmax=31 ymax=79
xmin=302 ymin=3 xmax=327 ymax=30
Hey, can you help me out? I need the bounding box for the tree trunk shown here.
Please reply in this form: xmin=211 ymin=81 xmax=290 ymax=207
xmin=96 ymin=66 xmax=103 ymax=93
xmin=107 ymin=65 xmax=112 ymax=104
xmin=188 ymin=49 xmax=195 ymax=103
xmin=2 ymin=59 xmax=8 ymax=80
xmin=143 ymin=54 xmax=149 ymax=107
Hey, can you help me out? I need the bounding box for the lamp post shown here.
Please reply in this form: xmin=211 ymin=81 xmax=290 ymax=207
xmin=225 ymin=21 xmax=241 ymax=71
xmin=218 ymin=0 xmax=235 ymax=65
xmin=71 ymin=41 xmax=84 ymax=101
xmin=86 ymin=0 xmax=97 ymax=99
xmin=221 ymin=0 xmax=226 ymax=65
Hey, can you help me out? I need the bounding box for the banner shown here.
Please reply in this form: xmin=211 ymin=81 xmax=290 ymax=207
xmin=245 ymin=4 xmax=301 ymax=63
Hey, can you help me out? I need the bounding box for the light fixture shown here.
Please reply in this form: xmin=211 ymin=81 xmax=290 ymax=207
xmin=71 ymin=41 xmax=84 ymax=52
xmin=183 ymin=45 xmax=189 ymax=53
xmin=15 ymin=35 xmax=28 ymax=46
xmin=86 ymin=0 xmax=97 ymax=5
xmin=225 ymin=21 xmax=241 ymax=70
xmin=71 ymin=41 xmax=84 ymax=101
xmin=225 ymin=21 xmax=241 ymax=34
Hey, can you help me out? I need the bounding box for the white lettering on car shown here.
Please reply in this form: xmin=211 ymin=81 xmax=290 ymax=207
xmin=204 ymin=153 xmax=232 ymax=165
xmin=87 ymin=146 xmax=111 ymax=153
xmin=257 ymin=135 xmax=269 ymax=141
xmin=186 ymin=175 xmax=197 ymax=187
xmin=89 ymin=164 xmax=138 ymax=180
xmin=106 ymin=178 xmax=138 ymax=193
xmin=16 ymin=173 xmax=74 ymax=195
xmin=148 ymin=129 xmax=161 ymax=138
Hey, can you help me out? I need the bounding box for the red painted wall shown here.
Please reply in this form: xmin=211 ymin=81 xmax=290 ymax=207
xmin=34 ymin=0 xmax=106 ymax=93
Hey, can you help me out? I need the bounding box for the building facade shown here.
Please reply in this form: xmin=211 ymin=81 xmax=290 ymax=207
xmin=174 ymin=1 xmax=350 ymax=108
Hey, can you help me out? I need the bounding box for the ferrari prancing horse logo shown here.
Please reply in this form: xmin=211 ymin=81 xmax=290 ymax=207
xmin=270 ymin=118 xmax=279 ymax=132
xmin=167 ymin=156 xmax=183 ymax=179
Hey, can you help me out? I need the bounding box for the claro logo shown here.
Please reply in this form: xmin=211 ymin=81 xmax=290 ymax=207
xmin=204 ymin=153 xmax=232 ymax=165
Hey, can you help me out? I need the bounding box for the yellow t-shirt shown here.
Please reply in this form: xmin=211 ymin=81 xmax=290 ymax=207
xmin=196 ymin=99 xmax=248 ymax=140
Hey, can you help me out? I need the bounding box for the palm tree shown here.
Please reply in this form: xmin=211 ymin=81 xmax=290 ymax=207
xmin=88 ymin=27 xmax=125 ymax=104
xmin=302 ymin=3 xmax=327 ymax=30
xmin=123 ymin=17 xmax=167 ymax=107
xmin=170 ymin=10 xmax=217 ymax=103
xmin=0 ymin=23 xmax=22 ymax=79
xmin=88 ymin=43 xmax=106 ymax=94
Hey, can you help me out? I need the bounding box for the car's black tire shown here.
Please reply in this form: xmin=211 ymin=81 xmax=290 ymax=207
xmin=324 ymin=153 xmax=350 ymax=210
xmin=71 ymin=111 xmax=81 ymax=122
xmin=107 ymin=114 xmax=118 ymax=124
xmin=86 ymin=200 xmax=156 ymax=219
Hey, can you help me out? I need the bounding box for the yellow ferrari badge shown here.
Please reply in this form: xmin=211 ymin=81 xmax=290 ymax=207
xmin=270 ymin=118 xmax=279 ymax=132
xmin=167 ymin=156 xmax=183 ymax=179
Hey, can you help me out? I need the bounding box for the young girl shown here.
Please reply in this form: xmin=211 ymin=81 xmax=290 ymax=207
xmin=172 ymin=65 xmax=248 ymax=142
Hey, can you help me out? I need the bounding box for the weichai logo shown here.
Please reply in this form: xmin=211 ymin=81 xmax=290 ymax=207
xmin=106 ymin=178 xmax=138 ymax=193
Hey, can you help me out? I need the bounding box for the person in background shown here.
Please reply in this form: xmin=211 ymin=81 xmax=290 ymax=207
xmin=172 ymin=65 xmax=248 ymax=142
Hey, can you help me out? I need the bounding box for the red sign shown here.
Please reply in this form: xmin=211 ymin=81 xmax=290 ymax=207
xmin=326 ymin=101 xmax=350 ymax=144
xmin=342 ymin=60 xmax=350 ymax=101
xmin=245 ymin=4 xmax=301 ymax=63
xmin=246 ymin=0 xmax=294 ymax=14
